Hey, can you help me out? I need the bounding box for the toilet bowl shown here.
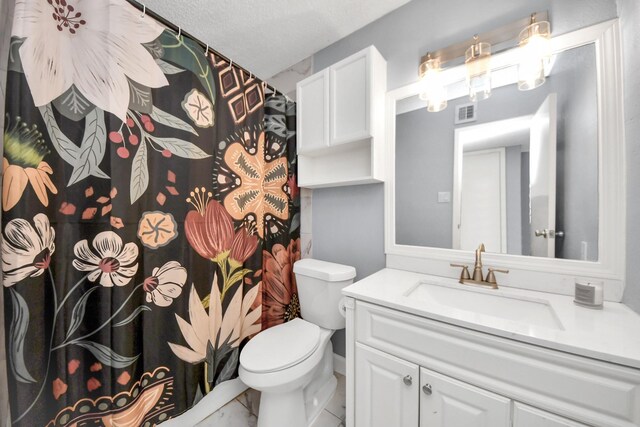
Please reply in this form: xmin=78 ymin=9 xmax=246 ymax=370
xmin=239 ymin=259 xmax=356 ymax=427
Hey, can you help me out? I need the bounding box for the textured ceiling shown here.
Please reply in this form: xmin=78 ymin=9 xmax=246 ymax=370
xmin=143 ymin=0 xmax=411 ymax=79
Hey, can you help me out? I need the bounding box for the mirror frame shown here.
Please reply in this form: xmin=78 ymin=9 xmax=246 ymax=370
xmin=384 ymin=19 xmax=626 ymax=300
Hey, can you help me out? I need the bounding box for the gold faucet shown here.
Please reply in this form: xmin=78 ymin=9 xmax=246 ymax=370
xmin=472 ymin=243 xmax=485 ymax=281
xmin=450 ymin=243 xmax=509 ymax=289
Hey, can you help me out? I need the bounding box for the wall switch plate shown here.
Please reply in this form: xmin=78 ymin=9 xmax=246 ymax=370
xmin=437 ymin=192 xmax=451 ymax=203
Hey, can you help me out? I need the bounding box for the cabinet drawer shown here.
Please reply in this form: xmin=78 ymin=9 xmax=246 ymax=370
xmin=514 ymin=403 xmax=590 ymax=426
xmin=355 ymin=301 xmax=640 ymax=427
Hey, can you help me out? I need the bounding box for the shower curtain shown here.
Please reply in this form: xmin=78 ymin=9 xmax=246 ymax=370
xmin=2 ymin=1 xmax=300 ymax=425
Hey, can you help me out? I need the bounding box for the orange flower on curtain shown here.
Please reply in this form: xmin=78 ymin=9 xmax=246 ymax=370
xmin=262 ymin=238 xmax=301 ymax=329
xmin=222 ymin=130 xmax=289 ymax=238
xmin=2 ymin=116 xmax=57 ymax=211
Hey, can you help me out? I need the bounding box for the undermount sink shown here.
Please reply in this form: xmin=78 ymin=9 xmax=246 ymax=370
xmin=404 ymin=281 xmax=564 ymax=330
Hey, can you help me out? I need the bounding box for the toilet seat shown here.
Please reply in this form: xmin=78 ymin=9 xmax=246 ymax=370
xmin=240 ymin=318 xmax=321 ymax=374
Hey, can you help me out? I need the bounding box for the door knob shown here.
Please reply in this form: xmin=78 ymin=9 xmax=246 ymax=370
xmin=403 ymin=375 xmax=412 ymax=386
xmin=535 ymin=229 xmax=548 ymax=238
xmin=423 ymin=384 xmax=432 ymax=395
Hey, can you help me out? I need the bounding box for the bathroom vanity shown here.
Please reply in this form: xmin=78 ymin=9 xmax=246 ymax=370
xmin=342 ymin=269 xmax=640 ymax=427
xmin=338 ymin=17 xmax=637 ymax=427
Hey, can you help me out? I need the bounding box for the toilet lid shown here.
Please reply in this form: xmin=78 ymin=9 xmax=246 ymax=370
xmin=240 ymin=318 xmax=321 ymax=373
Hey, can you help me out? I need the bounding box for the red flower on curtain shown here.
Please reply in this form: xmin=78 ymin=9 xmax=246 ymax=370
xmin=184 ymin=187 xmax=258 ymax=265
xmin=262 ymin=238 xmax=301 ymax=329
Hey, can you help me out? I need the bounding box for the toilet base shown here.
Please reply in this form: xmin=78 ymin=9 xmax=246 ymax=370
xmin=255 ymin=342 xmax=337 ymax=427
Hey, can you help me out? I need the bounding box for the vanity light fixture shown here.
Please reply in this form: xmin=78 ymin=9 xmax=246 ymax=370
xmin=465 ymin=35 xmax=492 ymax=101
xmin=419 ymin=54 xmax=448 ymax=112
xmin=417 ymin=11 xmax=549 ymax=111
xmin=518 ymin=13 xmax=552 ymax=91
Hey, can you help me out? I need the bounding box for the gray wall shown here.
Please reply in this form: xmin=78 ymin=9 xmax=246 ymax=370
xmin=620 ymin=0 xmax=640 ymax=313
xmin=310 ymin=0 xmax=628 ymax=356
xmin=312 ymin=185 xmax=385 ymax=356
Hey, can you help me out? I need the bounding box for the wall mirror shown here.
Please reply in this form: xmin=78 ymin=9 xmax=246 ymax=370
xmin=385 ymin=20 xmax=625 ymax=298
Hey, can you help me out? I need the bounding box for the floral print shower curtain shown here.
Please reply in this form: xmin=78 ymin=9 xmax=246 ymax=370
xmin=3 ymin=1 xmax=301 ymax=425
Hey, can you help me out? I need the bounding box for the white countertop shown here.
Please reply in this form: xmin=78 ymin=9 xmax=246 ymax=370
xmin=342 ymin=268 xmax=640 ymax=369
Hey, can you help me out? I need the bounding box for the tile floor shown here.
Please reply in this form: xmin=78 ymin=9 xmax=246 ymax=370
xmin=197 ymin=373 xmax=346 ymax=427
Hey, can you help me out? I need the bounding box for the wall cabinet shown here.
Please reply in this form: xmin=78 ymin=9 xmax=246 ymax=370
xmin=345 ymin=299 xmax=640 ymax=427
xmin=296 ymin=46 xmax=386 ymax=188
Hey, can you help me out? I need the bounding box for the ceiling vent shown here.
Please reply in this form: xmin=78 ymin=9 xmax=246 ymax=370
xmin=455 ymin=102 xmax=477 ymax=124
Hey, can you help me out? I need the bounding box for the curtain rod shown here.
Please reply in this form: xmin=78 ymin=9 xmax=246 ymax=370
xmin=124 ymin=0 xmax=289 ymax=99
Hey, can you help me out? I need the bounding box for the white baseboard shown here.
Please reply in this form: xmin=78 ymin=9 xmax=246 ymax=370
xmin=163 ymin=377 xmax=248 ymax=426
xmin=333 ymin=353 xmax=346 ymax=376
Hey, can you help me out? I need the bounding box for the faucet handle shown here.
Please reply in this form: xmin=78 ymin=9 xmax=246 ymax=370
xmin=450 ymin=263 xmax=471 ymax=283
xmin=485 ymin=267 xmax=509 ymax=286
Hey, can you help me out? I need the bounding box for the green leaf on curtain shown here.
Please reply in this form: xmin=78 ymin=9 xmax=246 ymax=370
xmin=150 ymin=106 xmax=198 ymax=136
xmin=156 ymin=59 xmax=186 ymax=75
xmin=143 ymin=38 xmax=164 ymax=59
xmin=130 ymin=141 xmax=149 ymax=204
xmin=8 ymin=288 xmax=36 ymax=384
xmin=39 ymin=104 xmax=79 ymax=165
xmin=128 ymin=81 xmax=154 ymax=114
xmin=289 ymin=213 xmax=300 ymax=233
xmin=192 ymin=385 xmax=205 ymax=406
xmin=8 ymin=37 xmax=24 ymax=73
xmin=65 ymin=287 xmax=99 ymax=339
xmin=38 ymin=104 xmax=109 ymax=179
xmin=52 ymin=85 xmax=94 ymax=121
xmin=74 ymin=341 xmax=139 ymax=368
xmin=159 ymin=30 xmax=216 ymax=103
xmin=148 ymin=136 xmax=211 ymax=159
xmin=68 ymin=108 xmax=109 ymax=186
xmin=113 ymin=305 xmax=152 ymax=327
xmin=215 ymin=347 xmax=239 ymax=386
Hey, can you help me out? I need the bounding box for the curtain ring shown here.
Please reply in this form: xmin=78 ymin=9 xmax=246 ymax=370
xmin=204 ymin=43 xmax=209 ymax=56
xmin=249 ymin=71 xmax=253 ymax=80
xmin=176 ymin=27 xmax=181 ymax=40
xmin=140 ymin=4 xmax=146 ymax=19
xmin=228 ymin=59 xmax=233 ymax=71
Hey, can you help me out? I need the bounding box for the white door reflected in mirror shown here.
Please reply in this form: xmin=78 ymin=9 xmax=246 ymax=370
xmin=529 ymin=93 xmax=557 ymax=258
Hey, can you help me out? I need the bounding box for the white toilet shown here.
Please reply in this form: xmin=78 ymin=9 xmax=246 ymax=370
xmin=239 ymin=258 xmax=356 ymax=427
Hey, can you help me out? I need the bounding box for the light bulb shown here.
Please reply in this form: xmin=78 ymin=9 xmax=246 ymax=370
xmin=465 ymin=38 xmax=492 ymax=101
xmin=518 ymin=20 xmax=551 ymax=91
xmin=419 ymin=57 xmax=447 ymax=112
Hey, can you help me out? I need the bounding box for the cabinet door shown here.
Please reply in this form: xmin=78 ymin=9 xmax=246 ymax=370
xmin=355 ymin=343 xmax=419 ymax=427
xmin=420 ymin=367 xmax=511 ymax=427
xmin=296 ymin=69 xmax=329 ymax=154
xmin=514 ymin=403 xmax=590 ymax=427
xmin=330 ymin=48 xmax=370 ymax=145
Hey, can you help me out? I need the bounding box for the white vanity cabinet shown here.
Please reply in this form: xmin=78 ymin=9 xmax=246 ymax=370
xmin=343 ymin=295 xmax=640 ymax=427
xmin=419 ymin=367 xmax=511 ymax=427
xmin=355 ymin=343 xmax=419 ymax=427
xmin=296 ymin=46 xmax=386 ymax=188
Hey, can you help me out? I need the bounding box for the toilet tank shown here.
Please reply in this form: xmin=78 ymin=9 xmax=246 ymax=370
xmin=293 ymin=259 xmax=356 ymax=330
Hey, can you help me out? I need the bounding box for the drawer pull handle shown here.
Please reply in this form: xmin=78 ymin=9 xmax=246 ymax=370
xmin=403 ymin=375 xmax=413 ymax=386
xmin=423 ymin=384 xmax=432 ymax=395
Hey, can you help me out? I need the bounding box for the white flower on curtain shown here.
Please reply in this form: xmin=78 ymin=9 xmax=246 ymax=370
xmin=72 ymin=231 xmax=139 ymax=287
xmin=2 ymin=213 xmax=56 ymax=287
xmin=168 ymin=274 xmax=261 ymax=363
xmin=144 ymin=261 xmax=188 ymax=307
xmin=12 ymin=0 xmax=169 ymax=120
